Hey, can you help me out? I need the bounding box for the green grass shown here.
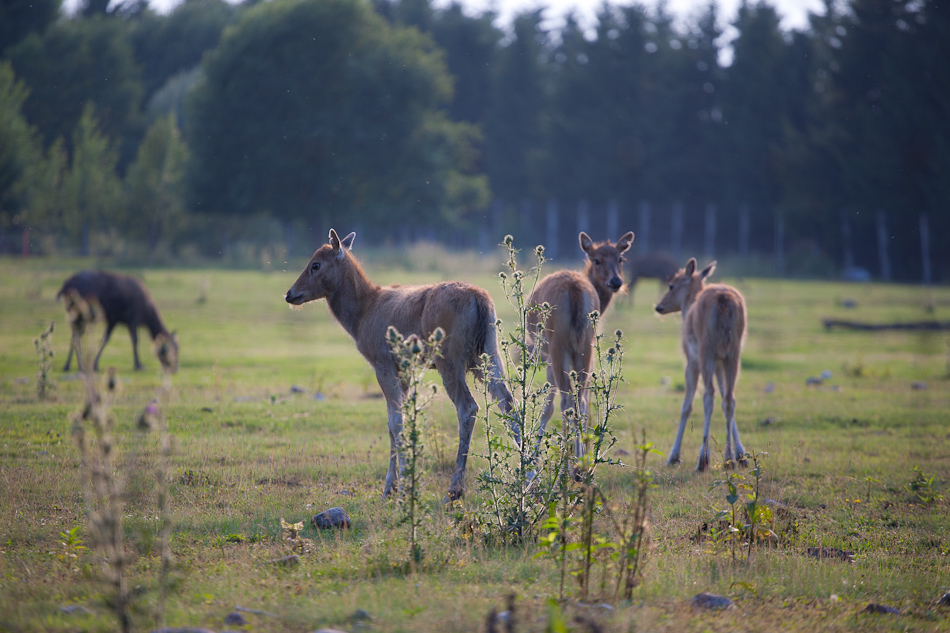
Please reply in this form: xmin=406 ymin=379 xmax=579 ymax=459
xmin=1 ymin=252 xmax=949 ymax=632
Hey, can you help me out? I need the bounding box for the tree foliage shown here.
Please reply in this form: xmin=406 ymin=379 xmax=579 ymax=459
xmin=185 ymin=0 xmax=479 ymax=236
xmin=0 ymin=62 xmax=41 ymax=230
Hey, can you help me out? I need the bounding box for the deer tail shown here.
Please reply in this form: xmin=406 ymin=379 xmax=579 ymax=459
xmin=714 ymin=294 xmax=738 ymax=357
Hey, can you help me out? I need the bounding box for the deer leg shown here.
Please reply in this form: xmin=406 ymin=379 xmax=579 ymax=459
xmin=442 ymin=366 xmax=479 ymax=502
xmin=697 ymin=360 xmax=717 ymax=472
xmin=63 ymin=330 xmax=76 ymax=372
xmin=375 ymin=368 xmax=405 ymax=500
xmin=668 ymin=358 xmax=699 ymax=466
xmin=715 ymin=364 xmax=735 ymax=468
xmin=486 ymin=349 xmax=519 ymax=446
xmin=93 ymin=322 xmax=116 ymax=372
xmin=128 ymin=325 xmax=144 ymax=371
xmin=722 ymin=360 xmax=745 ymax=467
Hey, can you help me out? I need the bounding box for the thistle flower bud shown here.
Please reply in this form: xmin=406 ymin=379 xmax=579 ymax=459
xmin=504 ymin=234 xmax=514 ymax=246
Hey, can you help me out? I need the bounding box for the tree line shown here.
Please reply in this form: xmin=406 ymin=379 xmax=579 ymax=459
xmin=1 ymin=0 xmax=947 ymax=280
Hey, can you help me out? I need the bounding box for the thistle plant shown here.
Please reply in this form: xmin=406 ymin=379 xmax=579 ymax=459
xmin=387 ymin=325 xmax=444 ymax=567
xmin=474 ymin=236 xmax=567 ymax=542
xmin=70 ymin=306 xmax=131 ymax=633
xmin=136 ymin=357 xmax=176 ymax=626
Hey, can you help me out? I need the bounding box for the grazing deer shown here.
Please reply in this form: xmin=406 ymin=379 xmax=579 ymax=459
xmin=625 ymin=252 xmax=679 ymax=307
xmin=528 ymin=231 xmax=634 ymax=455
xmin=58 ymin=270 xmax=179 ymax=373
xmin=654 ymin=258 xmax=746 ymax=471
xmin=285 ymin=229 xmax=516 ymax=501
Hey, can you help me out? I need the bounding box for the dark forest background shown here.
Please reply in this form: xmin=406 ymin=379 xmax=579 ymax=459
xmin=1 ymin=0 xmax=947 ymax=281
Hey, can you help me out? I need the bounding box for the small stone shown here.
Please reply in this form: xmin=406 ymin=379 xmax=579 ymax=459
xmin=864 ymin=603 xmax=900 ymax=615
xmin=806 ymin=376 xmax=823 ymax=386
xmin=350 ymin=608 xmax=372 ymax=621
xmin=821 ymin=369 xmax=833 ymax=380
xmin=270 ymin=554 xmax=300 ymax=568
xmin=764 ymin=381 xmax=775 ymax=393
xmin=312 ymin=507 xmax=351 ymax=530
xmin=224 ymin=612 xmax=247 ymax=626
xmin=60 ymin=605 xmax=92 ymax=616
xmin=759 ymin=417 xmax=775 ymax=426
xmin=806 ymin=547 xmax=853 ymax=562
xmin=691 ymin=593 xmax=735 ymax=610
xmin=911 ymin=381 xmax=928 ymax=390
xmin=150 ymin=628 xmax=217 ymax=633
xmin=335 ymin=489 xmax=355 ymax=497
xmin=290 ymin=385 xmax=306 ymax=393
xmin=314 ymin=629 xmax=349 ymax=633
xmin=937 ymin=592 xmax=950 ymax=607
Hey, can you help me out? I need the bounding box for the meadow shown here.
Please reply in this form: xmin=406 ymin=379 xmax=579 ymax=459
xmin=0 ymin=248 xmax=948 ymax=633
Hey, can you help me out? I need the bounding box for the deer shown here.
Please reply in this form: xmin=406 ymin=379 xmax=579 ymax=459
xmin=624 ymin=252 xmax=680 ymax=307
xmin=285 ymin=229 xmax=516 ymax=502
xmin=654 ymin=258 xmax=746 ymax=471
xmin=528 ymin=231 xmax=634 ymax=458
xmin=58 ymin=270 xmax=179 ymax=374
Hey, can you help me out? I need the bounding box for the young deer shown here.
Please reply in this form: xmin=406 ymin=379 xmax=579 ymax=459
xmin=528 ymin=231 xmax=634 ymax=455
xmin=654 ymin=258 xmax=746 ymax=471
xmin=58 ymin=270 xmax=179 ymax=373
xmin=285 ymin=229 xmax=516 ymax=501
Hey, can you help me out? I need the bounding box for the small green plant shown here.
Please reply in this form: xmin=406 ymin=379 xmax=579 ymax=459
xmin=387 ymin=325 xmax=444 ymax=567
xmin=57 ymin=526 xmax=87 ymax=569
xmin=864 ymin=474 xmax=881 ymax=503
xmin=906 ymin=466 xmax=942 ymax=505
xmin=34 ymin=320 xmax=56 ymax=400
xmin=709 ymin=451 xmax=775 ymax=560
xmin=537 ymin=431 xmax=658 ymax=603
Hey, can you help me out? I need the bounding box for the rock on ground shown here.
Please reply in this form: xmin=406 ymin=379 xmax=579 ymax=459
xmin=312 ymin=507 xmax=351 ymax=529
xmin=691 ymin=593 xmax=736 ymax=610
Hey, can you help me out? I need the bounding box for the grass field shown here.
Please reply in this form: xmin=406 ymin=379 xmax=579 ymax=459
xmin=1 ymin=250 xmax=949 ymax=633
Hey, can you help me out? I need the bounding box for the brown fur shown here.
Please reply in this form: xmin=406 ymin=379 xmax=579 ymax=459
xmin=655 ymin=258 xmax=746 ymax=471
xmin=285 ymin=229 xmax=515 ymax=501
xmin=57 ymin=270 xmax=178 ymax=373
xmin=527 ymin=231 xmax=634 ymax=455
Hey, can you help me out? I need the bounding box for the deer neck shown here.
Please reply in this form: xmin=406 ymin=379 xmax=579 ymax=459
xmin=326 ymin=257 xmax=380 ymax=340
xmin=679 ymin=286 xmax=703 ymax=321
xmin=594 ymin=283 xmax=615 ymax=316
xmin=143 ymin=305 xmax=168 ymax=340
xmin=585 ymin=264 xmax=616 ymax=316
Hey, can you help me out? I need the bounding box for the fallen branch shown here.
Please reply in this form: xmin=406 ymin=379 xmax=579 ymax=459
xmin=822 ymin=318 xmax=950 ymax=332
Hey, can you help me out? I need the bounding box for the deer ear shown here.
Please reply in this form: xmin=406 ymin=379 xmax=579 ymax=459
xmin=340 ymin=232 xmax=356 ymax=252
xmin=684 ymin=258 xmax=697 ymax=276
xmin=328 ymin=229 xmax=343 ymax=259
xmin=616 ymin=231 xmax=635 ymax=253
xmin=579 ymin=232 xmax=594 ymax=256
xmin=700 ymin=260 xmax=717 ymax=280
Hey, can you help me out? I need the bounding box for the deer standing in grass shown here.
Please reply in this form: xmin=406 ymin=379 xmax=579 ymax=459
xmin=285 ymin=229 xmax=516 ymax=501
xmin=528 ymin=231 xmax=634 ymax=456
xmin=58 ymin=270 xmax=179 ymax=373
xmin=654 ymin=258 xmax=746 ymax=471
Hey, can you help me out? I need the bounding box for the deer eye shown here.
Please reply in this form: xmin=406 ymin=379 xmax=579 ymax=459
xmin=594 ymin=258 xmax=600 ymax=265
xmin=311 ymin=261 xmax=321 ymax=272
xmin=668 ymin=284 xmax=674 ymax=290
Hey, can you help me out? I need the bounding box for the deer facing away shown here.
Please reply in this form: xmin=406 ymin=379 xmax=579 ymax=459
xmin=528 ymin=231 xmax=634 ymax=456
xmin=285 ymin=229 xmax=516 ymax=501
xmin=58 ymin=270 xmax=179 ymax=373
xmin=654 ymin=258 xmax=746 ymax=471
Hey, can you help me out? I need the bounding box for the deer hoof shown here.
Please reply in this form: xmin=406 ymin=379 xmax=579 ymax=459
xmin=666 ymin=455 xmax=681 ymax=466
xmin=443 ymin=489 xmax=463 ymax=505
